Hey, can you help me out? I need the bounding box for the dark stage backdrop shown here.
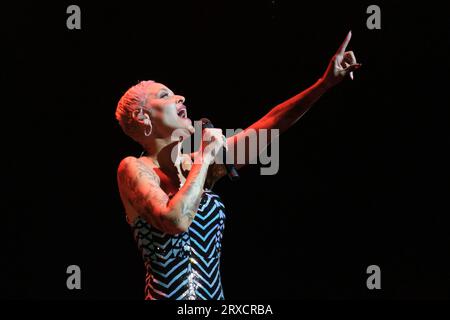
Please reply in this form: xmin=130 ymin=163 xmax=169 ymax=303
xmin=3 ymin=1 xmax=450 ymax=299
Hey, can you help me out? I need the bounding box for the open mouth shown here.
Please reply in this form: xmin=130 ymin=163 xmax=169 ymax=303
xmin=177 ymin=108 xmax=187 ymax=119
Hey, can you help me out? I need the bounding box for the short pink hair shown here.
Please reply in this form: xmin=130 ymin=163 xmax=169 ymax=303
xmin=115 ymin=80 xmax=155 ymax=140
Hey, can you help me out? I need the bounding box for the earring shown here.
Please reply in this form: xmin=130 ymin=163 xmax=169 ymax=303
xmin=144 ymin=118 xmax=153 ymax=136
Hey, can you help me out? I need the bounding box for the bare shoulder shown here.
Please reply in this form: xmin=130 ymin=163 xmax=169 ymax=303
xmin=118 ymin=156 xmax=138 ymax=173
xmin=117 ymin=156 xmax=160 ymax=185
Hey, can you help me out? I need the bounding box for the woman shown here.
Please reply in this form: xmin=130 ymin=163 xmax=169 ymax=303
xmin=115 ymin=31 xmax=360 ymax=300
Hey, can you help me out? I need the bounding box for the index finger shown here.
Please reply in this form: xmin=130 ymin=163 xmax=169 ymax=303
xmin=336 ymin=31 xmax=352 ymax=56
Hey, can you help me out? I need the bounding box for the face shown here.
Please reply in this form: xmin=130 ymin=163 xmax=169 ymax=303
xmin=143 ymin=82 xmax=194 ymax=138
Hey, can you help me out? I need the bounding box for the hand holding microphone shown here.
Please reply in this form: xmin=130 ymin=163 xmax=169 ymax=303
xmin=197 ymin=122 xmax=226 ymax=165
xmin=200 ymin=118 xmax=240 ymax=181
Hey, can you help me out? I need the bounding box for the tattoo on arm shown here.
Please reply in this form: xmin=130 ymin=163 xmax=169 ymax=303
xmin=163 ymin=163 xmax=208 ymax=229
xmin=160 ymin=178 xmax=202 ymax=228
xmin=118 ymin=158 xmax=169 ymax=229
xmin=118 ymin=158 xmax=209 ymax=233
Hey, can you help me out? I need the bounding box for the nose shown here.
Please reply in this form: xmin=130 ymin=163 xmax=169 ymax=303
xmin=175 ymin=95 xmax=185 ymax=105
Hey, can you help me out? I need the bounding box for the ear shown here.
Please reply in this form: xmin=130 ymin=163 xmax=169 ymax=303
xmin=132 ymin=108 xmax=151 ymax=125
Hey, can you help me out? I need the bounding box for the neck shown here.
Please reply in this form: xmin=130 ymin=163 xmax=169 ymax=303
xmin=141 ymin=136 xmax=182 ymax=172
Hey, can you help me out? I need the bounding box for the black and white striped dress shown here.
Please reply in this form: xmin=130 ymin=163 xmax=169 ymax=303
xmin=130 ymin=189 xmax=226 ymax=300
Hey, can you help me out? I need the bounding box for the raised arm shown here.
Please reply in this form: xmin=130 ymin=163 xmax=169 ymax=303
xmin=225 ymin=31 xmax=361 ymax=170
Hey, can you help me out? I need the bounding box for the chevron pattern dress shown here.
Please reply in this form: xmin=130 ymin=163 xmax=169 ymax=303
xmin=130 ymin=189 xmax=226 ymax=300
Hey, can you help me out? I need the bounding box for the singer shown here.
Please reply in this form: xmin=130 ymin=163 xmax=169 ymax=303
xmin=115 ymin=31 xmax=360 ymax=300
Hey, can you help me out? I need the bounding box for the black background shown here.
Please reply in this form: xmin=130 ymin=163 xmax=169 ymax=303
xmin=3 ymin=1 xmax=450 ymax=299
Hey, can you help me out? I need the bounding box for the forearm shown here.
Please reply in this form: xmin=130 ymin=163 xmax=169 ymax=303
xmin=162 ymin=160 xmax=210 ymax=231
xmin=262 ymin=78 xmax=328 ymax=134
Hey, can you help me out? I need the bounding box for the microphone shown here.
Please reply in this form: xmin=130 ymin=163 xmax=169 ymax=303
xmin=200 ymin=118 xmax=240 ymax=181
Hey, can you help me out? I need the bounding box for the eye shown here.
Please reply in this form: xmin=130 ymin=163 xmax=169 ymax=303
xmin=160 ymin=92 xmax=169 ymax=98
